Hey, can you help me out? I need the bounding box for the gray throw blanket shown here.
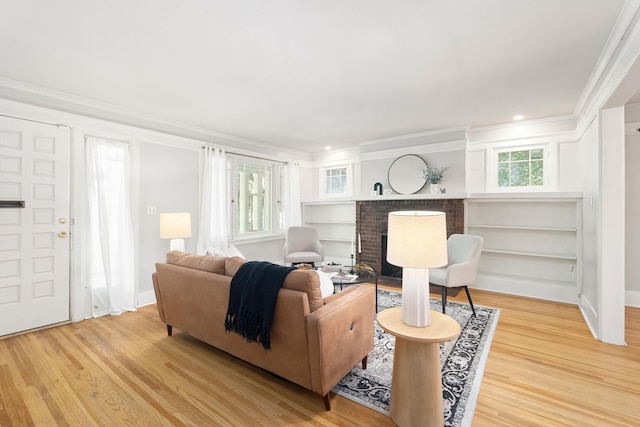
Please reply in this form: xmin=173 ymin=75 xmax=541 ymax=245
xmin=224 ymin=261 xmax=295 ymax=350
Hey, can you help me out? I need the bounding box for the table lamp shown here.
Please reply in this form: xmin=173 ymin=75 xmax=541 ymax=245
xmin=160 ymin=212 xmax=192 ymax=252
xmin=386 ymin=211 xmax=448 ymax=327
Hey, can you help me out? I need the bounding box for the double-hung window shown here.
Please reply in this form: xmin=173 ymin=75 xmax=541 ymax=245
xmin=229 ymin=155 xmax=284 ymax=239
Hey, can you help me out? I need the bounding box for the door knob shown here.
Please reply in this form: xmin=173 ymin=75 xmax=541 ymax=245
xmin=58 ymin=231 xmax=67 ymax=238
xmin=59 ymin=218 xmax=67 ymax=224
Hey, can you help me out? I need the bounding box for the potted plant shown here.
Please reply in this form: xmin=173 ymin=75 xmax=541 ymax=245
xmin=422 ymin=164 xmax=449 ymax=193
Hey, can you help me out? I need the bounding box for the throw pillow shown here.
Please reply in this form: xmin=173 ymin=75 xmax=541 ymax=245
xmin=203 ymin=247 xmax=226 ymax=257
xmin=315 ymin=270 xmax=335 ymax=298
xmin=226 ymin=244 xmax=246 ymax=259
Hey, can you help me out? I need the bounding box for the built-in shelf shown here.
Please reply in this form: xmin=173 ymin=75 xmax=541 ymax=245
xmin=468 ymin=224 xmax=577 ymax=232
xmin=302 ymin=201 xmax=356 ymax=265
xmin=482 ymin=248 xmax=577 ymax=260
xmin=305 ymin=220 xmax=355 ymax=225
xmin=319 ymin=237 xmax=353 ymax=243
xmin=465 ymin=197 xmax=581 ymax=296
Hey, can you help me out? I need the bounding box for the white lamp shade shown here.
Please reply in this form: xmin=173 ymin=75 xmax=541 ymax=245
xmin=387 ymin=211 xmax=448 ymax=269
xmin=159 ymin=212 xmax=192 ymax=239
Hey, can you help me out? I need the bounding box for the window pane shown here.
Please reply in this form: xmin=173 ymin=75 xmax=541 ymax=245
xmin=510 ymin=150 xmax=529 ymax=161
xmin=497 ymin=147 xmax=546 ymax=189
xmin=324 ymin=166 xmax=348 ymax=194
xmin=531 ymin=160 xmax=544 ymax=185
xmin=510 ymin=162 xmax=530 ymax=186
xmin=498 ymin=163 xmax=510 ymax=187
xmin=237 ymin=163 xmax=271 ymax=233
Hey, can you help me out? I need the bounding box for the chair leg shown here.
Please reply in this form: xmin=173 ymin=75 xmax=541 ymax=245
xmin=441 ymin=286 xmax=448 ymax=314
xmin=361 ymin=355 xmax=368 ymax=370
xmin=464 ymin=286 xmax=477 ymax=317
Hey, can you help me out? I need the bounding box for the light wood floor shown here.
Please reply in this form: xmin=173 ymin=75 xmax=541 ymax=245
xmin=1 ymin=285 xmax=639 ymax=426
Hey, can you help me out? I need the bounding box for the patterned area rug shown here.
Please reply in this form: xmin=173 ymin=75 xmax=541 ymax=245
xmin=332 ymin=288 xmax=500 ymax=427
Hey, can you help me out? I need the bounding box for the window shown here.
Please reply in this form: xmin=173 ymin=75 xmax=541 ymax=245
xmin=229 ymin=156 xmax=284 ymax=238
xmin=325 ymin=167 xmax=347 ymax=194
xmin=497 ymin=147 xmax=545 ymax=189
xmin=320 ymin=164 xmax=352 ymax=197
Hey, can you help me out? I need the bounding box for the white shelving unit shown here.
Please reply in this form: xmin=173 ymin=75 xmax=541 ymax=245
xmin=465 ymin=196 xmax=582 ymax=303
xmin=301 ymin=201 xmax=356 ymax=266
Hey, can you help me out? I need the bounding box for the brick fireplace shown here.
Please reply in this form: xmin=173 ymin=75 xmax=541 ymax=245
xmin=356 ymin=198 xmax=464 ymax=277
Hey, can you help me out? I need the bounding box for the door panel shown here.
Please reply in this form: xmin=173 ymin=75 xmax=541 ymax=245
xmin=0 ymin=116 xmax=70 ymax=336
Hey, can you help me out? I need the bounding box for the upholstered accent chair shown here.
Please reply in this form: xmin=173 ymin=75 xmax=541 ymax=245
xmin=283 ymin=226 xmax=325 ymax=266
xmin=429 ymin=234 xmax=483 ymax=317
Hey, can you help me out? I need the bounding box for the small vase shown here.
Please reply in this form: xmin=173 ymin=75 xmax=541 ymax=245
xmin=429 ymin=183 xmax=440 ymax=194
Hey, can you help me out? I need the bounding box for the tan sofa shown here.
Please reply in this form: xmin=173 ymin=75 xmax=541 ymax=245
xmin=152 ymin=251 xmax=375 ymax=410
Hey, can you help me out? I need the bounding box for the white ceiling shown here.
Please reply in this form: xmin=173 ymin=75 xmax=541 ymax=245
xmin=0 ymin=0 xmax=630 ymax=153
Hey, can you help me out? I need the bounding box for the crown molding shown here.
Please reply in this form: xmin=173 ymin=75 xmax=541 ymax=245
xmin=0 ymin=77 xmax=312 ymax=161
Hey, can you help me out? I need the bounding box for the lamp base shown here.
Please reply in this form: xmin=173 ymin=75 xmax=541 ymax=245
xmin=401 ymin=267 xmax=431 ymax=327
xmin=169 ymin=239 xmax=185 ymax=252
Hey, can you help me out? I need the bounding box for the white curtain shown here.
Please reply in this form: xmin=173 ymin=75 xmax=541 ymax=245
xmin=196 ymin=146 xmax=228 ymax=254
xmin=85 ymin=137 xmax=136 ymax=317
xmin=283 ymin=162 xmax=302 ymax=227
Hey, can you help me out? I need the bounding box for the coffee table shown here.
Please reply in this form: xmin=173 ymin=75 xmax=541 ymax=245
xmin=377 ymin=307 xmax=461 ymax=427
xmin=329 ymin=268 xmax=379 ymax=311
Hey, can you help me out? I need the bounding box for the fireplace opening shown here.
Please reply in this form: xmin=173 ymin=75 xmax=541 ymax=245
xmin=381 ymin=233 xmax=402 ymax=278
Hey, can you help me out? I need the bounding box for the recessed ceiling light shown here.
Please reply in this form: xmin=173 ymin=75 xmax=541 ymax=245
xmin=513 ymin=115 xmax=524 ymax=121
xmin=325 ymin=146 xmax=332 ymax=150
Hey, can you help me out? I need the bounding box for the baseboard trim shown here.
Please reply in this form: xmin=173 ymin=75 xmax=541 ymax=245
xmin=626 ymin=289 xmax=640 ymax=308
xmin=137 ymin=290 xmax=157 ymax=307
xmin=473 ymin=273 xmax=579 ymax=304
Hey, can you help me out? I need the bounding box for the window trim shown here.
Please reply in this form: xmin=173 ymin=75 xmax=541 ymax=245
xmin=228 ymin=155 xmax=285 ymax=241
xmin=489 ymin=142 xmax=557 ymax=192
xmin=319 ymin=163 xmax=353 ymax=198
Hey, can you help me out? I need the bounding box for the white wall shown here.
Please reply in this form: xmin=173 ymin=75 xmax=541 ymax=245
xmin=466 ymin=118 xmax=580 ymax=193
xmin=360 ymin=144 xmax=466 ymax=196
xmin=625 ymin=133 xmax=640 ymax=305
xmin=137 ymin=142 xmax=200 ymax=304
xmin=0 ymin=98 xmax=310 ymax=318
xmin=625 ymin=103 xmax=640 ymax=307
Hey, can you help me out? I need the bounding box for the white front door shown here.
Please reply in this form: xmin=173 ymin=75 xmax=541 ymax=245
xmin=0 ymin=116 xmax=71 ymax=336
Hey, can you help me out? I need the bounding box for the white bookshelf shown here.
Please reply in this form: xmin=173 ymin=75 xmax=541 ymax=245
xmin=301 ymin=201 xmax=356 ymax=265
xmin=465 ymin=197 xmax=582 ymax=302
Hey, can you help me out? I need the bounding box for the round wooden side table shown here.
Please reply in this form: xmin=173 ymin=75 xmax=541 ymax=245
xmin=377 ymin=306 xmax=461 ymax=427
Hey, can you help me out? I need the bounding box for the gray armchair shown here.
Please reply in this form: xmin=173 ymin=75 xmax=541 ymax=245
xmin=429 ymin=234 xmax=483 ymax=316
xmin=283 ymin=226 xmax=325 ymax=266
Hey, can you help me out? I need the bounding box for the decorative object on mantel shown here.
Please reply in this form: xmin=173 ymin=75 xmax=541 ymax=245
xmin=422 ymin=164 xmax=449 ymax=194
xmin=374 ymin=182 xmax=383 ymax=195
xmin=387 ymin=154 xmax=428 ymax=195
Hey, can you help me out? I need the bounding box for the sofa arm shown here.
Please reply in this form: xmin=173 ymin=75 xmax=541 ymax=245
xmin=151 ymin=272 xmax=166 ymax=323
xmin=305 ymin=285 xmax=375 ymax=396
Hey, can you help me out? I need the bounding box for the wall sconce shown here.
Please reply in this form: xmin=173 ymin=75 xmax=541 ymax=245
xmin=159 ymin=212 xmax=192 ymax=252
xmin=386 ymin=211 xmax=448 ymax=327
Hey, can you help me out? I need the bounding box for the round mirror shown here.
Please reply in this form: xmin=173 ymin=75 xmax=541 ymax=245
xmin=388 ymin=154 xmax=427 ymax=195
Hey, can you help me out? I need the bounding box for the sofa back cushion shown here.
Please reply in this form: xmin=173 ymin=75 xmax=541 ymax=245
xmin=166 ymin=252 xmax=324 ymax=312
xmin=166 ymin=251 xmax=226 ymax=275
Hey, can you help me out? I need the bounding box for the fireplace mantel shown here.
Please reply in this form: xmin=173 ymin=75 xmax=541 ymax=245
xmin=356 ymin=192 xmax=467 ymax=201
